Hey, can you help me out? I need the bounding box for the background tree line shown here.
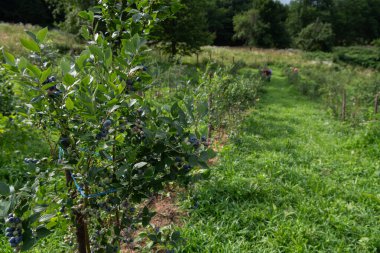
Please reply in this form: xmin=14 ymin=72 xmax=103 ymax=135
xmin=1 ymin=0 xmax=380 ymax=52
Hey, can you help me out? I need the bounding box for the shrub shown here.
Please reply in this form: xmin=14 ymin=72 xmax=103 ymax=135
xmin=296 ymin=20 xmax=334 ymax=52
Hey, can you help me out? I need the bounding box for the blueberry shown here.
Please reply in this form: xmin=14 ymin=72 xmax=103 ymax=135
xmin=96 ymin=133 xmax=102 ymax=140
xmin=14 ymin=217 xmax=21 ymax=223
xmin=5 ymin=227 xmax=14 ymax=233
xmin=8 ymin=217 xmax=15 ymax=223
xmin=47 ymin=85 xmax=57 ymax=91
xmin=15 ymin=236 xmax=23 ymax=244
xmin=201 ymin=136 xmax=207 ymax=142
xmin=6 ymin=232 xmax=13 ymax=237
xmin=183 ymin=164 xmax=192 ymax=171
xmin=129 ymin=207 xmax=135 ymax=213
xmin=9 ymin=237 xmax=16 ymax=244
xmin=60 ymin=136 xmax=70 ymax=148
xmin=30 ymin=159 xmax=38 ymax=164
xmin=103 ymin=120 xmax=112 ymax=129
xmin=189 ymin=136 xmax=197 ymax=144
xmin=43 ymin=76 xmax=56 ymax=84
xmin=8 ymin=213 xmax=14 ymax=218
xmin=24 ymin=158 xmax=30 ymax=164
xmin=10 ymin=242 xmax=17 ymax=248
xmin=142 ymin=66 xmax=148 ymax=71
xmin=100 ymin=129 xmax=108 ymax=137
xmin=175 ymin=157 xmax=182 ymax=163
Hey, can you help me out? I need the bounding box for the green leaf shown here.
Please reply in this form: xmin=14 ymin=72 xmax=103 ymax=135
xmin=39 ymin=67 xmax=52 ymax=84
xmin=20 ymin=38 xmax=40 ymax=53
xmin=59 ymin=57 xmax=71 ymax=75
xmin=36 ymin=27 xmax=48 ymax=43
xmin=21 ymin=228 xmax=36 ymax=251
xmin=80 ymin=26 xmax=90 ymax=40
xmin=76 ymin=50 xmax=90 ymax=70
xmin=2 ymin=50 xmax=15 ymax=65
xmin=0 ymin=200 xmax=11 ymax=217
xmin=63 ymin=73 xmax=76 ymax=85
xmin=188 ymin=155 xmax=198 ymax=167
xmin=65 ymin=97 xmax=74 ymax=110
xmin=39 ymin=213 xmax=55 ymax=222
xmin=197 ymin=101 xmax=208 ymax=118
xmin=105 ymin=47 xmax=112 ymax=67
xmin=33 ymin=205 xmax=48 ymax=213
xmin=78 ymin=11 xmax=89 ymax=20
xmin=36 ymin=227 xmax=52 ymax=239
xmin=134 ymin=162 xmax=148 ymax=169
xmin=25 ymin=31 xmax=37 ymax=42
xmin=26 ymin=63 xmax=41 ymax=78
xmin=18 ymin=57 xmax=28 ymax=70
xmin=171 ymin=231 xmax=181 ymax=241
xmin=199 ymin=149 xmax=217 ymax=161
xmin=0 ymin=181 xmax=10 ymax=196
xmin=89 ymin=45 xmax=104 ymax=60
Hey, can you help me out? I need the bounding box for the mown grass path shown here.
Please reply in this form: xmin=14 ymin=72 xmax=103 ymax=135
xmin=180 ymin=70 xmax=380 ymax=252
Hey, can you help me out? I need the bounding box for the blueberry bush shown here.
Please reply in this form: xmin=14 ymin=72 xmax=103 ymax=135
xmin=0 ymin=1 xmax=215 ymax=252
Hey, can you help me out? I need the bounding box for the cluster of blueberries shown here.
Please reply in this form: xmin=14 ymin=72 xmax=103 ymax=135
xmin=189 ymin=135 xmax=208 ymax=149
xmin=174 ymin=157 xmax=192 ymax=172
xmin=5 ymin=213 xmax=23 ymax=248
xmin=96 ymin=120 xmax=112 ymax=140
xmin=23 ymin=157 xmax=39 ymax=164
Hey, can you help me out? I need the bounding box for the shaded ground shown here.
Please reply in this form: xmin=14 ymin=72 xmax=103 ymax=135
xmin=179 ymin=70 xmax=380 ymax=252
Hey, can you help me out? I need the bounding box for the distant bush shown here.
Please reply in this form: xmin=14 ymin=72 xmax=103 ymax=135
xmin=296 ymin=21 xmax=334 ymax=52
xmin=333 ymin=46 xmax=380 ymax=69
xmin=372 ymin=38 xmax=380 ymax=47
xmin=0 ymin=68 xmax=14 ymax=116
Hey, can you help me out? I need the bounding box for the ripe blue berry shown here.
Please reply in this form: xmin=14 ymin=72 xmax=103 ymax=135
xmin=5 ymin=227 xmax=14 ymax=233
xmin=103 ymin=119 xmax=112 ymax=129
xmin=15 ymin=236 xmax=23 ymax=244
xmin=9 ymin=237 xmax=16 ymax=244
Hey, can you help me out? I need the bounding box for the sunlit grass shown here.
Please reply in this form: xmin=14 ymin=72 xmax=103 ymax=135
xmin=179 ymin=70 xmax=380 ymax=252
xmin=0 ymin=22 xmax=83 ymax=55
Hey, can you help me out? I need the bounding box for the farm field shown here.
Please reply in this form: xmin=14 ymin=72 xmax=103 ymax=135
xmin=1 ymin=21 xmax=380 ymax=252
xmin=179 ymin=70 xmax=380 ymax=252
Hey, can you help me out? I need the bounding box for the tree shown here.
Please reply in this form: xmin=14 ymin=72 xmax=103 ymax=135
xmin=208 ymin=0 xmax=256 ymax=46
xmin=286 ymin=0 xmax=335 ymax=39
xmin=0 ymin=0 xmax=53 ymax=25
xmin=296 ymin=19 xmax=334 ymax=51
xmin=233 ymin=0 xmax=290 ymax=48
xmin=333 ymin=0 xmax=380 ymax=45
xmin=152 ymin=0 xmax=213 ymax=56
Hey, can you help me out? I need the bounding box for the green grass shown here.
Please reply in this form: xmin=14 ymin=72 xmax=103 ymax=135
xmin=0 ymin=22 xmax=83 ymax=56
xmin=334 ymin=46 xmax=380 ymax=69
xmin=179 ymin=69 xmax=380 ymax=252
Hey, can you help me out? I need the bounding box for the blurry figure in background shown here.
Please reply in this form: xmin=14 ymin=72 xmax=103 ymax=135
xmin=287 ymin=66 xmax=300 ymax=84
xmin=260 ymin=66 xmax=272 ymax=82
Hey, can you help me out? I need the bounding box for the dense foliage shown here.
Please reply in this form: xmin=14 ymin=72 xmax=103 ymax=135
xmin=0 ymin=2 xmax=219 ymax=252
xmin=2 ymin=0 xmax=379 ymax=52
